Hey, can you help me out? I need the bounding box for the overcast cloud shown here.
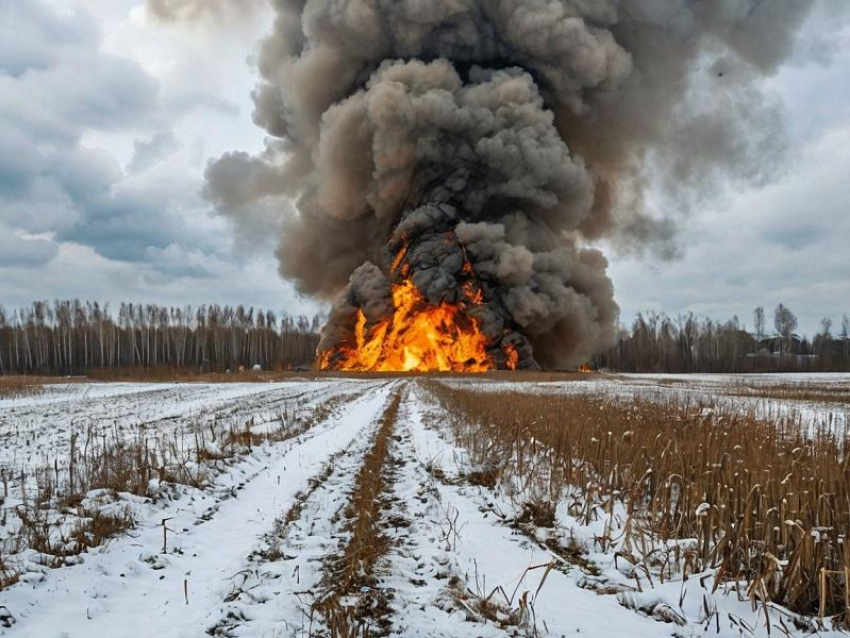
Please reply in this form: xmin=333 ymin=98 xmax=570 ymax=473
xmin=0 ymin=0 xmax=318 ymax=318
xmin=0 ymin=0 xmax=846 ymax=336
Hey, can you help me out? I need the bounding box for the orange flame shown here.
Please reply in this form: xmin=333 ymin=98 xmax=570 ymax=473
xmin=320 ymin=279 xmax=494 ymax=372
xmin=504 ymin=343 xmax=519 ymax=371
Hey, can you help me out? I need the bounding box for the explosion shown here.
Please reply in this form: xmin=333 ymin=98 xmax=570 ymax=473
xmin=199 ymin=0 xmax=819 ymax=372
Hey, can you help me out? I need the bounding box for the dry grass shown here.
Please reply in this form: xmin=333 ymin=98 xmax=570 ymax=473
xmin=729 ymin=380 xmax=850 ymax=406
xmin=0 ymin=554 xmax=19 ymax=589
xmin=12 ymin=502 xmax=134 ymax=561
xmin=86 ymin=367 xmax=315 ymax=383
xmin=82 ymin=368 xmax=599 ymax=383
xmin=1 ymin=430 xmax=187 ymax=588
xmin=0 ymin=378 xmax=46 ymax=399
xmin=313 ymin=391 xmax=401 ymax=637
xmin=446 ymin=561 xmax=555 ymax=632
xmin=3 ymin=367 xmax=598 ymax=385
xmin=426 ymin=381 xmax=850 ymax=627
xmin=0 ymin=375 xmax=88 ymax=394
xmin=0 ymin=389 xmax=367 ymax=591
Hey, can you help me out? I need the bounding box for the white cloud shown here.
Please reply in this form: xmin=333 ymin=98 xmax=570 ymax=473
xmin=0 ymin=243 xmax=322 ymax=318
xmin=0 ymin=0 xmax=304 ymax=313
xmin=0 ymin=226 xmax=59 ymax=268
xmin=611 ymin=122 xmax=850 ymax=337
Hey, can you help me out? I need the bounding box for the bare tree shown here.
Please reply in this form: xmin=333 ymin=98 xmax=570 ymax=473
xmin=0 ymin=305 xmax=6 ymax=374
xmin=599 ymin=304 xmax=850 ymax=374
xmin=773 ymin=303 xmax=798 ymax=356
xmin=0 ymin=300 xmax=323 ymax=375
xmin=753 ymin=306 xmax=766 ymax=342
xmin=814 ymin=317 xmax=835 ymax=361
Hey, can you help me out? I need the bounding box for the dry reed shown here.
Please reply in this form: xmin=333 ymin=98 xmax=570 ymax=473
xmin=0 ymin=378 xmax=45 ymax=400
xmin=729 ymin=380 xmax=850 ymax=406
xmin=426 ymin=381 xmax=850 ymax=627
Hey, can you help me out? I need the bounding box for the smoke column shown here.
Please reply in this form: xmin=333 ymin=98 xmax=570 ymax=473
xmin=201 ymin=0 xmax=819 ymax=370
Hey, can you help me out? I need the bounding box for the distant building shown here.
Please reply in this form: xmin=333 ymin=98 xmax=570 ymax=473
xmin=745 ymin=333 xmax=819 ymax=368
xmin=753 ymin=333 xmax=806 ymax=356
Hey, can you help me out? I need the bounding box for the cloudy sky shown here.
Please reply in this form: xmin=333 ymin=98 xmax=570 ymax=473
xmin=1 ymin=0 xmax=848 ymax=336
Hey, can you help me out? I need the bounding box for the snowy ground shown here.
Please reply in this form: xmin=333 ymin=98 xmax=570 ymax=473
xmin=0 ymin=376 xmax=847 ymax=637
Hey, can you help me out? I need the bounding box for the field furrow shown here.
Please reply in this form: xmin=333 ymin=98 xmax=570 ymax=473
xmin=0 ymin=381 xmax=393 ymax=636
xmin=207 ymin=388 xmax=399 ymax=637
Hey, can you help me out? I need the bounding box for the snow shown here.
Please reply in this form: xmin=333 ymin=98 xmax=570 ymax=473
xmin=388 ymin=388 xmax=666 ymax=637
xmin=0 ymin=380 xmax=369 ymax=509
xmin=1 ymin=380 xmax=395 ymax=637
xmin=0 ymin=377 xmax=846 ymax=637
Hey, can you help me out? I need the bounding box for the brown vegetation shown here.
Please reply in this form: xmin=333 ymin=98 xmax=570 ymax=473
xmin=85 ymin=367 xmax=326 ymax=383
xmin=728 ymin=380 xmax=850 ymax=406
xmin=12 ymin=502 xmax=134 ymax=564
xmin=0 ymin=389 xmax=365 ymax=591
xmin=426 ymin=381 xmax=850 ymax=627
xmin=0 ymin=377 xmax=48 ymax=399
xmin=313 ymin=391 xmax=401 ymax=637
xmin=0 ymin=554 xmax=19 ymax=589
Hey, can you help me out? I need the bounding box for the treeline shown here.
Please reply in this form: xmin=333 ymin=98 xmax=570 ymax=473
xmin=0 ymin=300 xmax=323 ymax=376
xmin=598 ymin=304 xmax=850 ymax=373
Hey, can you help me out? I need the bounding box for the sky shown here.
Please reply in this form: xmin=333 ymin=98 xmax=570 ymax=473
xmin=0 ymin=0 xmax=848 ymax=337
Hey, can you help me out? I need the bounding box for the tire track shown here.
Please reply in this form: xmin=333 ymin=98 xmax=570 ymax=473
xmin=0 ymin=382 xmax=395 ymax=638
xmin=208 ymin=387 xmax=404 ymax=637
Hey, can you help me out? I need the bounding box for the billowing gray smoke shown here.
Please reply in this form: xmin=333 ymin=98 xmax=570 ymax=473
xmin=202 ymin=0 xmax=819 ymax=369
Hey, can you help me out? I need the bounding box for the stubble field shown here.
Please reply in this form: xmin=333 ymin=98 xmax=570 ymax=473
xmin=0 ymin=373 xmax=848 ymax=637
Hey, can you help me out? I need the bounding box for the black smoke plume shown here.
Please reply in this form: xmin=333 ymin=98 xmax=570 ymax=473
xmin=202 ymin=0 xmax=819 ymax=369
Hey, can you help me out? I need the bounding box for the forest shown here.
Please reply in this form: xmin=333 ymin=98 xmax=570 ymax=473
xmin=598 ymin=304 xmax=850 ymax=373
xmin=0 ymin=300 xmax=322 ymax=376
xmin=2 ymin=300 xmax=849 ymax=376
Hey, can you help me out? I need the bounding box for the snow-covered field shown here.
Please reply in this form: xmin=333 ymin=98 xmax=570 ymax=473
xmin=0 ymin=375 xmax=847 ymax=637
xmin=447 ymin=372 xmax=850 ymax=430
